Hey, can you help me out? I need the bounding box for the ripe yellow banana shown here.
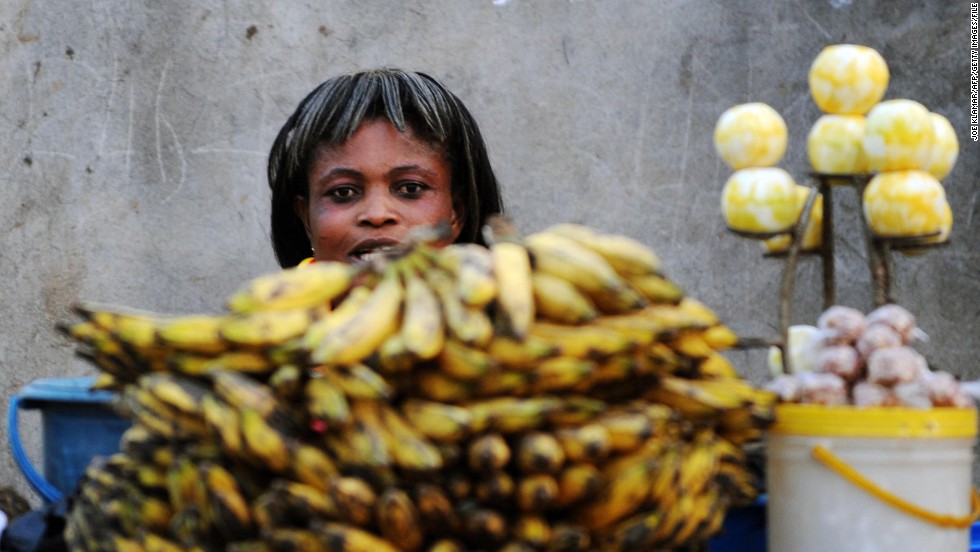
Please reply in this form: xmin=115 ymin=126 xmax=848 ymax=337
xmin=138 ymin=372 xmax=209 ymax=416
xmin=530 ymin=271 xmax=598 ymax=325
xmin=305 ymin=375 xmax=351 ymax=426
xmin=400 ymin=398 xmax=474 ymax=443
xmin=484 ymin=334 xmax=559 ymax=369
xmin=239 ymin=406 xmax=293 ymax=473
xmin=311 ymin=270 xmax=404 ymax=365
xmin=465 ymin=396 xmax=562 ymax=434
xmin=515 ymin=472 xmax=560 ymax=512
xmin=515 ymin=431 xmax=566 ymax=474
xmin=220 ymin=307 xmax=318 ymax=348
xmin=320 ymin=363 xmax=394 ymax=401
xmin=554 ymin=462 xmax=604 ymax=509
xmin=412 ymin=482 xmax=459 ymax=535
xmin=512 ymin=514 xmax=551 ymax=549
xmin=528 ymin=356 xmax=597 ymax=394
xmin=474 ymin=470 xmax=516 ymax=504
xmin=438 ymin=338 xmax=494 ymax=380
xmin=155 ymin=313 xmax=230 ymax=355
xmin=578 ymin=452 xmax=658 ymax=530
xmin=375 ymin=401 xmax=444 ymax=472
xmin=543 ymin=223 xmax=663 ymax=277
xmin=467 ymin=433 xmax=512 ymax=473
xmin=200 ymin=393 xmax=244 ymax=458
xmin=398 ymin=264 xmax=446 ymax=361
xmin=490 ymin=240 xmax=535 ymax=339
xmin=623 ymin=273 xmax=685 ymax=305
xmin=434 ymin=242 xmax=498 ymax=308
xmin=226 ymin=261 xmax=355 ymax=313
xmin=528 ymin=321 xmax=637 ymax=360
xmin=201 ymin=461 xmax=253 ymax=539
xmin=554 ymin=423 xmax=612 ymax=464
xmin=376 ymin=487 xmax=425 ymax=552
xmin=425 ymin=267 xmax=494 ymax=347
xmin=328 ymin=477 xmax=378 ymax=527
xmin=290 ymin=442 xmax=340 ymax=492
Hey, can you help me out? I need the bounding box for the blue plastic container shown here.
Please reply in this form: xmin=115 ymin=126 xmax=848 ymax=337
xmin=708 ymin=496 xmax=767 ymax=552
xmin=7 ymin=377 xmax=131 ymax=502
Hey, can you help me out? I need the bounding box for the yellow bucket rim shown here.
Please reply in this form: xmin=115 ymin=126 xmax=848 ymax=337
xmin=768 ymin=404 xmax=978 ymax=438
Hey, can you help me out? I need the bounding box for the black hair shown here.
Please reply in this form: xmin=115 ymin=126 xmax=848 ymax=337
xmin=267 ymin=68 xmax=505 ymax=268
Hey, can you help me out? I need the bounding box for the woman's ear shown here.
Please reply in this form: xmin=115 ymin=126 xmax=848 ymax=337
xmin=449 ymin=206 xmax=465 ymax=242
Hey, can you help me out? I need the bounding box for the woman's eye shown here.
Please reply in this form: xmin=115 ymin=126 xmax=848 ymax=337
xmin=327 ymin=186 xmax=359 ymax=201
xmin=398 ymin=181 xmax=427 ymax=196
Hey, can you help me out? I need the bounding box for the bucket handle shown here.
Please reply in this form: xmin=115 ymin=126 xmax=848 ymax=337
xmin=6 ymin=395 xmax=63 ymax=503
xmin=811 ymin=444 xmax=980 ymax=529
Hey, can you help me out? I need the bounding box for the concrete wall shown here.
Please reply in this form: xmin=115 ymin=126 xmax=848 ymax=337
xmin=1 ymin=0 xmax=976 ymax=502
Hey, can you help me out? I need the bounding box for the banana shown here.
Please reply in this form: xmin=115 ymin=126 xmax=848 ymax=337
xmin=554 ymin=462 xmax=604 ymax=508
xmin=456 ymin=502 xmax=509 ymax=546
xmin=515 ymin=473 xmax=560 ymax=512
xmin=376 ymin=487 xmax=425 ymax=552
xmin=515 ymin=431 xmax=566 ymax=474
xmin=577 ymin=451 xmax=659 ymax=530
xmin=435 ymin=242 xmax=498 ymax=308
xmin=372 ymin=333 xmax=416 ymax=374
xmin=528 ymin=356 xmax=597 ymax=394
xmin=490 ymin=240 xmax=535 ymax=339
xmin=138 ymin=372 xmax=209 ymax=416
xmin=210 ymin=369 xmax=286 ymax=421
xmin=169 ymin=350 xmax=279 ymax=377
xmin=302 ymin=285 xmax=373 ymax=351
xmin=700 ymin=323 xmax=740 ymax=350
xmin=512 ymin=514 xmax=552 ymax=549
xmin=201 ymin=393 xmax=244 ymax=458
xmin=327 ymin=402 xmax=391 ymax=470
xmin=264 ymin=528 xmax=329 ymax=552
xmin=401 ymin=398 xmax=474 ymax=443
xmin=528 ymin=322 xmax=637 ymax=360
xmin=438 ymin=338 xmax=494 ymax=380
xmin=466 ymin=396 xmax=562 ymax=434
xmin=526 ymin=231 xmax=644 ymax=314
xmin=239 ymin=406 xmax=293 ymax=473
xmin=425 ymin=267 xmax=494 ymax=347
xmin=375 ymin=401 xmax=445 ymax=472
xmin=554 ymin=423 xmax=612 ymax=464
xmin=414 ymin=369 xmax=475 ymax=403
xmin=473 ymin=370 xmax=532 ymax=398
xmin=268 ymin=363 xmax=305 ymax=400
xmin=698 ymin=350 xmax=740 ymax=379
xmin=398 ymin=263 xmax=446 ymax=361
xmin=311 ymin=270 xmax=404 ymax=365
xmin=594 ymin=410 xmax=654 ymax=454
xmin=305 ymin=375 xmax=351 ymax=427
xmin=622 ymin=273 xmax=685 ymax=305
xmin=155 ymin=313 xmax=230 ymax=355
xmin=318 ymin=367 xmax=390 ymax=406
xmin=668 ymin=330 xmax=716 ymax=359
xmin=291 ymin=442 xmax=340 ymax=492
xmin=647 ymin=441 xmax=683 ymax=507
xmin=167 ymin=454 xmax=208 ymax=514
xmin=412 ymin=482 xmax=460 ymax=535
xmin=601 ymin=509 xmax=665 ymax=551
xmin=677 ymin=431 xmax=722 ymax=498
xmin=220 ymin=307 xmax=319 ymax=348
xmin=531 ymin=271 xmax=599 ymax=325
xmin=313 ymin=520 xmax=401 ymax=552
xmin=144 ymin=532 xmax=186 ymax=552
xmin=544 ymin=223 xmax=663 ymax=277
xmin=328 ymin=476 xmax=378 ymax=527
xmin=485 ymin=334 xmax=559 ymax=369
xmin=226 ymin=261 xmax=355 ymax=313
xmin=201 ymin=462 xmax=253 ymax=539
xmin=426 ymin=539 xmax=465 ymax=552
xmin=467 ymin=433 xmax=512 ymax=473
xmin=546 ymin=523 xmax=591 ymax=552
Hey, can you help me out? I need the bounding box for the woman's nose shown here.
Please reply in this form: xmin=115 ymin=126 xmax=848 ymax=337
xmin=357 ymin=192 xmax=398 ymax=227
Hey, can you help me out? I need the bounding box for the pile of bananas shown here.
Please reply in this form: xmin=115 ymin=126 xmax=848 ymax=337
xmin=59 ymin=220 xmax=775 ymax=552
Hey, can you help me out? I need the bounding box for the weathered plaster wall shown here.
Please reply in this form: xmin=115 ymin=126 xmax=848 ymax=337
xmin=1 ymin=0 xmax=976 ymax=502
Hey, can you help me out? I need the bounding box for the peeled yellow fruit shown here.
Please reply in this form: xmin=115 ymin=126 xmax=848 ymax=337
xmin=764 ymin=188 xmax=823 ymax=253
xmin=808 ymin=44 xmax=889 ymax=115
xmin=807 ymin=114 xmax=868 ymax=175
xmin=862 ymin=170 xmax=952 ymax=240
xmin=721 ymin=167 xmax=803 ymax=235
xmin=862 ymin=99 xmax=935 ymax=172
xmin=713 ymin=102 xmax=788 ymax=169
xmin=924 ymin=112 xmax=959 ymax=180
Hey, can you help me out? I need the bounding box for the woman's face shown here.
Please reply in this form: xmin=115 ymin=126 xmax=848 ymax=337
xmin=295 ymin=118 xmax=461 ymax=264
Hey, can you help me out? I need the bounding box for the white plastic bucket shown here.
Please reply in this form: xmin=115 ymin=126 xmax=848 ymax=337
xmin=766 ymin=404 xmax=979 ymax=552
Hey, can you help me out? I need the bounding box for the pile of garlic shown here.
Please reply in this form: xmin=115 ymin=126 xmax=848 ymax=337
xmin=766 ymin=304 xmax=973 ymax=408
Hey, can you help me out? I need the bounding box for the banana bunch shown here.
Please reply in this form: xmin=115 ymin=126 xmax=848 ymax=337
xmin=61 ymin=218 xmax=774 ymax=551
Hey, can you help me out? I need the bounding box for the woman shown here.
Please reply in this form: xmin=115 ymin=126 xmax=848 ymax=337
xmin=267 ymin=68 xmax=505 ymax=267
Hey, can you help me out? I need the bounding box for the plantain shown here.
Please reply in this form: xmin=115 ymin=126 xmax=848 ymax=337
xmin=490 ymin=240 xmax=535 ymax=339
xmin=531 ymin=271 xmax=599 ymax=325
xmin=226 ymin=261 xmax=355 ymax=313
xmin=376 ymin=487 xmax=425 ymax=552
